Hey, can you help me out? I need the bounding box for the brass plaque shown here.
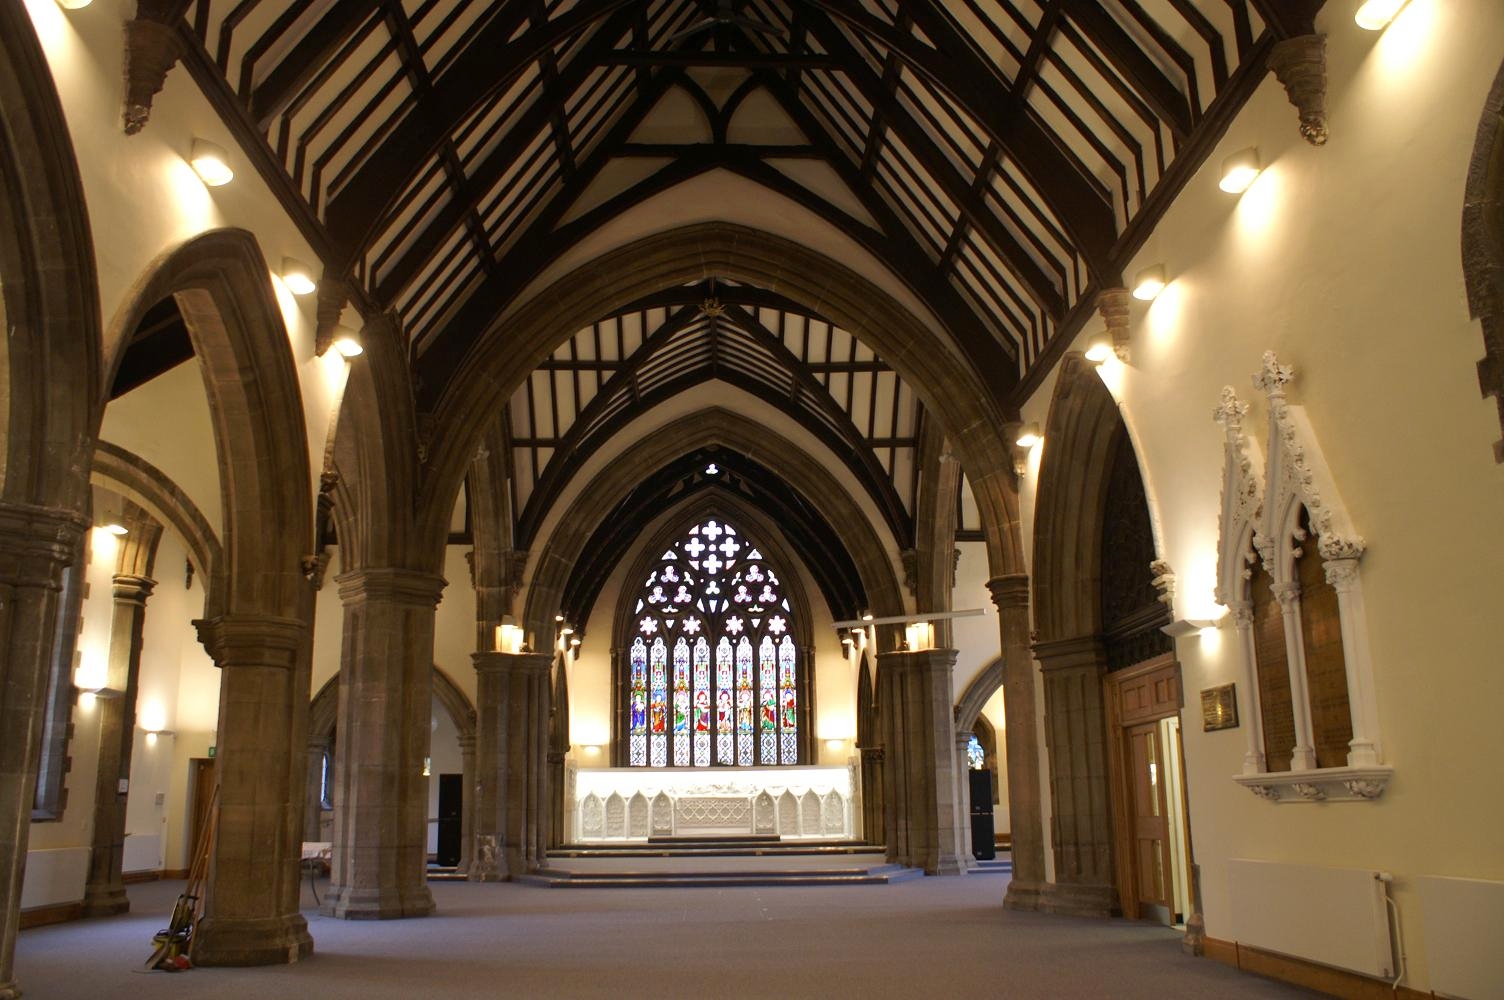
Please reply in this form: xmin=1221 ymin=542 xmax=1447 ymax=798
xmin=1201 ymin=684 xmax=1238 ymax=732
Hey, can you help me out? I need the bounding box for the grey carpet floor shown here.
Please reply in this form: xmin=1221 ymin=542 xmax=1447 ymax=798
xmin=14 ymin=876 xmax=1319 ymax=999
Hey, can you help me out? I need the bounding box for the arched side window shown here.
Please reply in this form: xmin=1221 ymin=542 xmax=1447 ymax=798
xmin=625 ymin=518 xmax=802 ymax=768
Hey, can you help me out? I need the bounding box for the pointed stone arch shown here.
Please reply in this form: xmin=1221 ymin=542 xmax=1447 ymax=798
xmin=417 ymin=223 xmax=1023 ymax=583
xmin=106 ymin=227 xmax=314 ymax=966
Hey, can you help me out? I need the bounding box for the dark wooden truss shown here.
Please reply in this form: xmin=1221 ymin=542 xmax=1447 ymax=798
xmin=176 ymin=0 xmax=1300 ymax=405
xmin=507 ymin=281 xmax=919 ymax=552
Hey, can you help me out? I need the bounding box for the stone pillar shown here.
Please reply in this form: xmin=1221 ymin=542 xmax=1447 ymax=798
xmin=470 ymin=651 xmax=551 ymax=880
xmin=82 ymin=523 xmax=161 ymax=916
xmin=877 ymin=647 xmax=964 ymax=876
xmin=0 ymin=503 xmax=87 ymax=1000
xmin=1324 ymin=556 xmax=1380 ymax=767
xmin=1034 ymin=635 xmax=1118 ymax=918
xmin=857 ymin=746 xmax=884 ymax=846
xmin=987 ymin=574 xmax=1046 ymax=911
xmin=954 ymin=729 xmax=977 ymax=868
xmin=322 ymin=568 xmax=444 ymax=920
xmin=1229 ymin=603 xmax=1267 ymax=774
xmin=191 ymin=615 xmax=314 ymax=967
xmin=303 ymin=737 xmax=330 ymax=843
xmin=456 ymin=732 xmax=476 ymax=873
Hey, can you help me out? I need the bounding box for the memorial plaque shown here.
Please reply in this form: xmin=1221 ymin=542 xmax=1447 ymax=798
xmin=1201 ymin=684 xmax=1239 ymax=731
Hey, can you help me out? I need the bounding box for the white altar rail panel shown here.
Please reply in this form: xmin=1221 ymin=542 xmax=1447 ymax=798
xmin=571 ymin=765 xmax=854 ymax=841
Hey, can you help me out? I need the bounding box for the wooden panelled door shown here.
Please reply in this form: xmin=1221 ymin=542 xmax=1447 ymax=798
xmin=1126 ymin=721 xmax=1175 ymax=916
xmin=1106 ymin=655 xmax=1189 ymax=924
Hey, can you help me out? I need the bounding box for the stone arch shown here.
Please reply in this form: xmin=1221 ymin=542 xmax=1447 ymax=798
xmin=310 ymin=664 xmax=476 ymax=742
xmin=0 ymin=2 xmax=100 ymax=512
xmin=91 ymin=440 xmax=227 ymax=619
xmin=1462 ymin=59 xmax=1504 ymax=461
xmin=106 ymin=227 xmax=314 ymax=966
xmin=521 ymin=407 xmax=906 ymax=645
xmin=955 ymin=656 xmax=1004 ymax=733
xmin=416 ymin=223 xmax=1023 ymax=582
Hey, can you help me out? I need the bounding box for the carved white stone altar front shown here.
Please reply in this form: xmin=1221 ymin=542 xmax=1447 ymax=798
xmin=570 ymin=766 xmax=856 ymax=841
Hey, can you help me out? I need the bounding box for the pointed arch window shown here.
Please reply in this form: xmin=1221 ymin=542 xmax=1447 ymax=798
xmin=625 ymin=518 xmax=802 ymax=768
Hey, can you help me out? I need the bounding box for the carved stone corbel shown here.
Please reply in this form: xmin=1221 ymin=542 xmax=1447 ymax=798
xmin=900 ymin=548 xmax=919 ymax=599
xmin=1096 ymin=287 xmax=1132 ymax=361
xmin=1149 ymin=559 xmax=1176 ymax=611
xmin=123 ymin=2 xmax=188 ymax=135
xmin=1268 ymin=34 xmax=1328 ymax=146
xmin=314 ymin=279 xmax=350 ymax=357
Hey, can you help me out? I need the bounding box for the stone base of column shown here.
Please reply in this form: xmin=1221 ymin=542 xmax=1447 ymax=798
xmin=320 ymin=883 xmax=434 ymax=920
xmin=1041 ymin=881 xmax=1120 ymax=918
xmin=191 ymin=913 xmax=314 ymax=966
xmin=1 ymin=979 xmax=19 ymax=1000
xmin=80 ymin=886 xmax=130 ymax=918
xmin=1003 ymin=878 xmax=1046 ymax=912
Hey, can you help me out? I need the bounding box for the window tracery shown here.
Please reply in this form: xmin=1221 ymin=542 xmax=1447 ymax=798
xmin=625 ymin=519 xmax=801 ymax=768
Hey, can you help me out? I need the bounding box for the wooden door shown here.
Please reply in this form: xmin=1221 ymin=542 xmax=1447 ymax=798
xmin=1126 ymin=722 xmax=1175 ymax=915
xmin=188 ymin=757 xmax=216 ymax=873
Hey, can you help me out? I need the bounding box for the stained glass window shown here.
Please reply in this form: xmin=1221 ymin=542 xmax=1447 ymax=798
xmin=625 ymin=518 xmax=802 ymax=767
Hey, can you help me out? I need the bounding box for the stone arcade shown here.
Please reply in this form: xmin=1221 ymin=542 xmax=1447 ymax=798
xmin=3 ymin=1 xmax=1504 ymax=998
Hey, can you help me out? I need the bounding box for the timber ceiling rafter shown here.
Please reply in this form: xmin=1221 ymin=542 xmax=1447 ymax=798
xmin=507 ymin=281 xmax=919 ymax=553
xmin=176 ymin=0 xmax=1285 ymax=403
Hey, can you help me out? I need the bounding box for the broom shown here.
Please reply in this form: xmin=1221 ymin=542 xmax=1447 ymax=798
xmin=145 ymin=784 xmax=217 ymax=971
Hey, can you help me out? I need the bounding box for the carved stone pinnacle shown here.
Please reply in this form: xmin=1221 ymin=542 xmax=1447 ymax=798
xmin=1213 ymin=386 xmax=1249 ymax=432
xmin=1253 ymin=351 xmax=1295 ymax=399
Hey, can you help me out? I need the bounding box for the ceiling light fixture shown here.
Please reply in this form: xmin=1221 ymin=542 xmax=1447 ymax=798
xmin=332 ymin=327 xmax=363 ymax=358
xmin=189 ymin=138 xmax=234 ymax=187
xmin=1083 ymin=334 xmax=1113 ymax=364
xmin=1354 ymin=0 xmax=1411 ymax=30
xmin=1132 ymin=265 xmax=1167 ymax=301
xmin=705 ymin=462 xmax=719 ymax=475
xmin=1015 ymin=422 xmax=1043 ymax=448
xmin=1218 ymin=147 xmax=1261 ymax=194
xmin=282 ymin=257 xmax=317 ymax=296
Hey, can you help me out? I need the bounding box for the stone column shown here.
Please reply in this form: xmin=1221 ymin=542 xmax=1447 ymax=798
xmin=1324 ymin=556 xmax=1380 ymax=767
xmin=0 ymin=503 xmax=87 ymax=1000
xmin=303 ymin=737 xmax=330 ymax=843
xmin=470 ymin=651 xmax=551 ymax=880
xmin=988 ymin=574 xmax=1046 ymax=911
xmin=322 ymin=568 xmax=444 ymax=920
xmin=1034 ymin=635 xmax=1118 ymax=918
xmin=456 ymin=732 xmax=476 ymax=872
xmin=857 ymin=746 xmax=884 ymax=846
xmin=191 ymin=615 xmax=314 ymax=967
xmin=82 ymin=512 xmax=161 ymax=915
xmin=877 ymin=647 xmax=964 ymax=876
xmin=954 ymin=728 xmax=977 ymax=868
xmin=1229 ymin=603 xmax=1267 ymax=774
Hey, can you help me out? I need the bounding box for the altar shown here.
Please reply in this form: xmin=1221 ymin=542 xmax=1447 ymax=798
xmin=568 ymin=765 xmax=857 ymax=842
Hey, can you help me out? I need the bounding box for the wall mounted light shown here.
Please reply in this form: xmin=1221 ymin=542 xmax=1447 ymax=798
xmin=142 ymin=728 xmax=176 ymax=746
xmin=495 ymin=621 xmax=524 ymax=655
xmin=1132 ymin=265 xmax=1167 ymax=301
xmin=101 ymin=522 xmax=129 ymax=536
xmin=189 ymin=139 xmax=234 ymax=187
xmin=1354 ymin=0 xmax=1410 ymax=30
xmin=1083 ymin=334 xmax=1113 ymax=364
xmin=55 ymin=0 xmax=92 ymax=9
xmin=904 ymin=621 xmax=934 ymax=651
xmin=860 ymin=612 xmax=874 ymax=622
xmin=1219 ymin=147 xmax=1262 ymax=194
xmin=824 ymin=738 xmax=848 ymax=752
xmin=1162 ymin=617 xmax=1224 ymax=638
xmin=1015 ymin=422 xmax=1042 ymax=448
xmin=331 ymin=326 xmax=363 ymax=358
xmin=281 ymin=257 xmax=317 ymax=296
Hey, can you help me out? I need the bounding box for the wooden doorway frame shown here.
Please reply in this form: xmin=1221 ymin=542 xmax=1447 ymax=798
xmin=1105 ymin=654 xmax=1191 ymax=922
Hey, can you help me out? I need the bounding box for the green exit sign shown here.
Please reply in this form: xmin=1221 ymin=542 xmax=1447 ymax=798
xmin=207 ymin=745 xmax=216 ymax=758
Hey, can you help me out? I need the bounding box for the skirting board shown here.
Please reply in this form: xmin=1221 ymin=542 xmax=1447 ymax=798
xmin=1204 ymin=937 xmax=1432 ymax=1000
xmin=18 ymin=901 xmax=83 ymax=930
xmin=122 ymin=870 xmax=162 ymax=884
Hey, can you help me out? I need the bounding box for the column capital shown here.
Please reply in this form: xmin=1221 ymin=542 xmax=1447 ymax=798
xmin=194 ymin=615 xmax=306 ymax=669
xmin=473 ymin=650 xmax=553 ymax=676
xmin=456 ymin=732 xmax=477 ymax=753
xmin=111 ymin=573 xmax=157 ymax=605
xmin=875 ymin=647 xmax=959 ymax=673
xmin=335 ymin=567 xmax=446 ymax=606
xmin=986 ymin=573 xmax=1030 ymax=610
xmin=0 ymin=500 xmax=88 ymax=586
xmin=1032 ymin=634 xmax=1105 ymax=672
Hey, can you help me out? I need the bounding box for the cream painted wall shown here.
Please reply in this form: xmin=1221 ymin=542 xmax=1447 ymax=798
xmin=1012 ymin=2 xmax=1504 ymax=989
xmin=951 ymin=541 xmax=1001 ymax=698
xmin=28 ymin=0 xmax=351 ymax=540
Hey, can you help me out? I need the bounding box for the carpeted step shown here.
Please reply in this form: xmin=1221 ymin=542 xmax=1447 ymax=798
xmin=517 ymin=863 xmax=923 ymax=888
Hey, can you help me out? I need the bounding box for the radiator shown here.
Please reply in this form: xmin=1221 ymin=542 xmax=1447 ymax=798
xmin=1417 ymin=874 xmax=1504 ymax=999
xmin=1227 ymin=859 xmax=1395 ymax=979
xmin=122 ymin=833 xmax=162 ymax=874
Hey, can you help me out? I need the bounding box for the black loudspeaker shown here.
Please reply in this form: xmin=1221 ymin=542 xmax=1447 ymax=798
xmin=436 ymin=773 xmax=463 ymax=867
xmin=968 ymin=769 xmax=995 ymax=861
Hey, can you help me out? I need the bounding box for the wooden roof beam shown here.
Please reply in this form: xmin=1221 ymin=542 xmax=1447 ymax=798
xmin=248 ymin=0 xmax=381 ymax=130
xmin=1064 ymin=0 xmax=1194 ymax=140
